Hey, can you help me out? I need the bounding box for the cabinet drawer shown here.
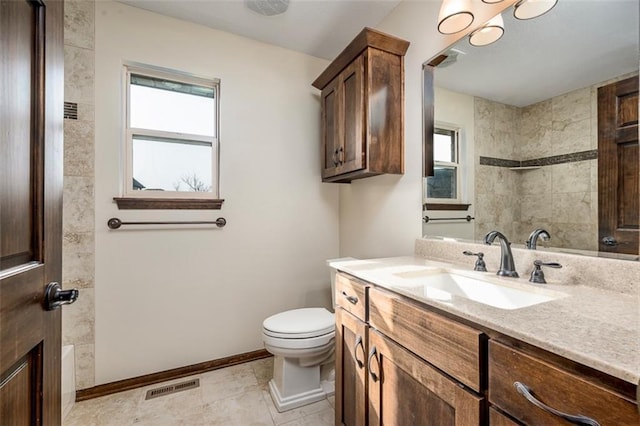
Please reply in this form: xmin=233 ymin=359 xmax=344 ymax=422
xmin=489 ymin=341 xmax=639 ymax=425
xmin=369 ymin=287 xmax=484 ymax=392
xmin=335 ymin=273 xmax=367 ymax=322
xmin=489 ymin=408 xmax=520 ymax=426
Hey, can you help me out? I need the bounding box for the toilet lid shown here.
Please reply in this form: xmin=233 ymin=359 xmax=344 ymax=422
xmin=263 ymin=308 xmax=334 ymax=338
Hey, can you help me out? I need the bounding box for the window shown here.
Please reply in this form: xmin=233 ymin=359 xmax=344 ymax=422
xmin=425 ymin=127 xmax=461 ymax=203
xmin=116 ymin=64 xmax=221 ymax=209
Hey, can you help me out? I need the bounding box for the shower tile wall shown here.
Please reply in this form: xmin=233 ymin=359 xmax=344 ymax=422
xmin=474 ymin=84 xmax=599 ymax=251
xmin=473 ymin=98 xmax=520 ymax=240
xmin=63 ymin=0 xmax=96 ymax=390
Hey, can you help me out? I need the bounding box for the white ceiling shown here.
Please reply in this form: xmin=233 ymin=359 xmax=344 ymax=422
xmin=119 ymin=0 xmax=638 ymax=107
xmin=434 ymin=0 xmax=640 ymax=107
xmin=119 ymin=0 xmax=402 ymax=60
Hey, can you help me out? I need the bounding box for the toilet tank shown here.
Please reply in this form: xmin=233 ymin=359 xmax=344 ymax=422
xmin=326 ymin=257 xmax=356 ymax=309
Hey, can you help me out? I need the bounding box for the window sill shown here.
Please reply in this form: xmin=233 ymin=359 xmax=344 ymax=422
xmin=114 ymin=197 xmax=224 ymax=210
xmin=423 ymin=203 xmax=471 ymax=211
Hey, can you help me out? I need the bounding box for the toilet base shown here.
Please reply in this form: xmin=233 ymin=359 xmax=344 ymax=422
xmin=268 ymin=378 xmax=326 ymax=412
xmin=268 ymin=356 xmax=335 ymax=412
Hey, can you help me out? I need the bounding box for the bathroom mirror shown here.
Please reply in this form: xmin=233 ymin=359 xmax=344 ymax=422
xmin=422 ymin=0 xmax=639 ymax=258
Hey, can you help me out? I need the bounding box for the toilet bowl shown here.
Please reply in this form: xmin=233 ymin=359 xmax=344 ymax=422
xmin=262 ymin=257 xmax=355 ymax=412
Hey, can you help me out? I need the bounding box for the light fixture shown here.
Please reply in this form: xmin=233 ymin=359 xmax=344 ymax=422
xmin=244 ymin=0 xmax=289 ymax=17
xmin=438 ymin=0 xmax=475 ymax=35
xmin=468 ymin=13 xmax=504 ymax=47
xmin=481 ymin=0 xmax=504 ymax=3
xmin=513 ymin=0 xmax=557 ymax=20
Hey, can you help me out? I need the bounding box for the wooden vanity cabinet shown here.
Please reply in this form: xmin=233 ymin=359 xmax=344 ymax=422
xmin=334 ymin=273 xmax=485 ymax=425
xmin=489 ymin=341 xmax=639 ymax=425
xmin=334 ymin=273 xmax=639 ymax=425
xmin=313 ymin=28 xmax=409 ymax=183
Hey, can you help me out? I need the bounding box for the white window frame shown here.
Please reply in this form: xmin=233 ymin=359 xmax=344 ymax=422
xmin=122 ymin=63 xmax=220 ymax=199
xmin=425 ymin=124 xmax=462 ymax=204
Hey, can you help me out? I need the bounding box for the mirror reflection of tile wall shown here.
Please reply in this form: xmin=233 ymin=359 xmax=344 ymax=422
xmin=472 ymin=75 xmax=621 ymax=251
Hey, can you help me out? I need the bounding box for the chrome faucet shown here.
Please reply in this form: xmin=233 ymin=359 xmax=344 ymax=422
xmin=484 ymin=231 xmax=519 ymax=277
xmin=526 ymin=229 xmax=550 ymax=250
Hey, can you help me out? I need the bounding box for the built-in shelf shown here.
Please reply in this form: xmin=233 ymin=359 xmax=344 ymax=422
xmin=508 ymin=166 xmax=541 ymax=171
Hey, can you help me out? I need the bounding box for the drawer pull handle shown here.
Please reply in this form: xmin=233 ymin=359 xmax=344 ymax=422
xmin=514 ymin=382 xmax=601 ymax=426
xmin=342 ymin=291 xmax=358 ymax=305
xmin=368 ymin=346 xmax=379 ymax=382
xmin=354 ymin=335 xmax=364 ymax=369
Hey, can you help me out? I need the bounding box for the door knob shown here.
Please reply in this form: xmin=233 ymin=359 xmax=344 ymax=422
xmin=44 ymin=282 xmax=79 ymax=311
xmin=601 ymin=236 xmax=617 ymax=247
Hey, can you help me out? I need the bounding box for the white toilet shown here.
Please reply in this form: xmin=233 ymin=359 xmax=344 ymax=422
xmin=262 ymin=258 xmax=353 ymax=412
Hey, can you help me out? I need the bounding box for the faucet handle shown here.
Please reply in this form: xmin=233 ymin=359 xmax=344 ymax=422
xmin=463 ymin=251 xmax=487 ymax=272
xmin=530 ymin=260 xmax=562 ymax=284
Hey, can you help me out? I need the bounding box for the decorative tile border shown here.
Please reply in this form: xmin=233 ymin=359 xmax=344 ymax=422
xmin=478 ymin=157 xmax=520 ymax=167
xmin=480 ymin=150 xmax=598 ymax=168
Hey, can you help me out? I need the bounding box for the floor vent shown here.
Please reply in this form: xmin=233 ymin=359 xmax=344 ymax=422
xmin=145 ymin=378 xmax=200 ymax=400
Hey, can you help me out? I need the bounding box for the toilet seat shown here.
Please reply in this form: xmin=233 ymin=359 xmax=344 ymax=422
xmin=263 ymin=308 xmax=334 ymax=339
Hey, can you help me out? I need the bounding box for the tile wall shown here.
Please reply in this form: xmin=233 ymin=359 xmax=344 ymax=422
xmin=63 ymin=0 xmax=96 ymax=390
xmin=474 ymin=82 xmax=605 ymax=250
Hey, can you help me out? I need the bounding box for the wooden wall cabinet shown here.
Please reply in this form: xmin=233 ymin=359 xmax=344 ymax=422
xmin=313 ymin=28 xmax=409 ymax=183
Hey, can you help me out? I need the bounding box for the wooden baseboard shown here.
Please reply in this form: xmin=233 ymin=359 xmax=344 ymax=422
xmin=76 ymin=349 xmax=271 ymax=402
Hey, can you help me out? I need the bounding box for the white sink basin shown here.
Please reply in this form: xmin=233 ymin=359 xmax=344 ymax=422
xmin=393 ymin=270 xmax=565 ymax=310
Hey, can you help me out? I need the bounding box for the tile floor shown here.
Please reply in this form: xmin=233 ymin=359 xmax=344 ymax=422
xmin=64 ymin=357 xmax=335 ymax=426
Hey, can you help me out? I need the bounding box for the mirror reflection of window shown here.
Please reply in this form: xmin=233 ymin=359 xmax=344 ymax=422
xmin=425 ymin=127 xmax=460 ymax=201
xmin=124 ymin=65 xmax=220 ymax=197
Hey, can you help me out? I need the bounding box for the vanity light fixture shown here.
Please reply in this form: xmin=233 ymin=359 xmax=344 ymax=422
xmin=513 ymin=0 xmax=557 ymax=20
xmin=438 ymin=0 xmax=475 ymax=35
xmin=468 ymin=13 xmax=504 ymax=47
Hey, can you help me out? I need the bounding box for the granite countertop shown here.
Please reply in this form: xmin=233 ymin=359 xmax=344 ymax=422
xmin=330 ymin=256 xmax=640 ymax=386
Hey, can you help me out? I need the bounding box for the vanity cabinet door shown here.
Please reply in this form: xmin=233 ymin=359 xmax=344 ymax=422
xmin=321 ymin=55 xmax=365 ymax=181
xmin=338 ymin=54 xmax=365 ymax=176
xmin=321 ymin=76 xmax=341 ymax=179
xmin=367 ymin=329 xmax=484 ymax=426
xmin=336 ymin=308 xmax=368 ymax=426
xmin=489 ymin=341 xmax=640 ymax=425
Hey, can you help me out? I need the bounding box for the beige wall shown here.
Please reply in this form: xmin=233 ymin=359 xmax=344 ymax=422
xmin=94 ymin=2 xmax=338 ymax=384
